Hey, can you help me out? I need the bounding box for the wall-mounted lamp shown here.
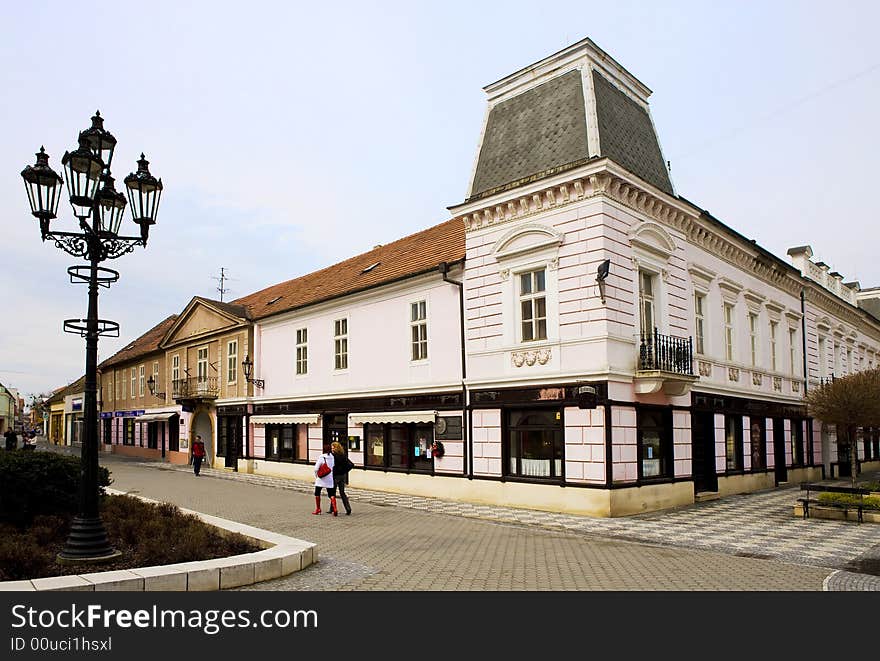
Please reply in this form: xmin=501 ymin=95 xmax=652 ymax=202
xmin=146 ymin=375 xmax=165 ymax=399
xmin=596 ymin=259 xmax=610 ymax=304
xmin=241 ymin=355 xmax=264 ymax=389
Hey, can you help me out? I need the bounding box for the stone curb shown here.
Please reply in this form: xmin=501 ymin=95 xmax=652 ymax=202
xmin=0 ymin=488 xmax=317 ymax=592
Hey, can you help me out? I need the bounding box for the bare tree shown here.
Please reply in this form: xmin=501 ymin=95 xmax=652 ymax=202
xmin=805 ymin=368 xmax=880 ymax=484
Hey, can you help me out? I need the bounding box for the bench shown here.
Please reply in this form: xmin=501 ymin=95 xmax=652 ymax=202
xmin=798 ymin=482 xmax=870 ymax=523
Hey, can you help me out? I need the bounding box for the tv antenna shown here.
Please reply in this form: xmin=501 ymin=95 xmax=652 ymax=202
xmin=212 ymin=267 xmax=237 ymax=302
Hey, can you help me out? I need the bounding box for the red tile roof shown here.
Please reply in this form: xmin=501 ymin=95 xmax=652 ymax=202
xmin=98 ymin=315 xmax=179 ymax=370
xmin=233 ymin=218 xmax=465 ymax=320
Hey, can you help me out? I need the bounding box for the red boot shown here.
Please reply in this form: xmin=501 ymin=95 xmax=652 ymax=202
xmin=312 ymin=495 xmax=322 ymax=515
xmin=330 ymin=496 xmax=338 ymax=517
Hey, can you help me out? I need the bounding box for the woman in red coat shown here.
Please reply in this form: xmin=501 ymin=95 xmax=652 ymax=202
xmin=191 ymin=435 xmax=206 ymax=476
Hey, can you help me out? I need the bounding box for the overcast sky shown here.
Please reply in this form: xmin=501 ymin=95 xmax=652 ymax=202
xmin=2 ymin=0 xmax=879 ymax=401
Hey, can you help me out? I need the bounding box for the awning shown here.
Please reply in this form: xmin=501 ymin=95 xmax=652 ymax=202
xmin=349 ymin=410 xmax=437 ymax=425
xmin=251 ymin=414 xmax=321 ymax=425
xmin=137 ymin=412 xmax=178 ymax=423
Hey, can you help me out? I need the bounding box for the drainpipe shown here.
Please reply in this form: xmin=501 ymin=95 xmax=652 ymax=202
xmin=439 ymin=261 xmax=469 ymax=479
xmin=800 ymin=288 xmax=808 ymax=395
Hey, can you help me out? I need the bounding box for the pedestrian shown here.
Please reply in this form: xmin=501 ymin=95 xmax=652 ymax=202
xmin=312 ymin=442 xmax=337 ymax=515
xmin=3 ymin=429 xmax=12 ymax=451
xmin=331 ymin=441 xmax=354 ymax=515
xmin=6 ymin=428 xmax=18 ymax=451
xmin=191 ymin=435 xmax=206 ymax=476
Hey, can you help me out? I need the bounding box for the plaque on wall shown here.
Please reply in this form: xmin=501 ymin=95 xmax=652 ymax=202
xmin=435 ymin=416 xmax=462 ymax=440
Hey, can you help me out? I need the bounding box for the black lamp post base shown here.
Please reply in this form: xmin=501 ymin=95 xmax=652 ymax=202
xmin=56 ymin=516 xmax=121 ymax=564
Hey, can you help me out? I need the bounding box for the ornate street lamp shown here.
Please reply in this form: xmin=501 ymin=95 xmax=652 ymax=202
xmin=21 ymin=112 xmax=163 ymax=563
xmin=241 ymin=355 xmax=264 ymax=389
xmin=146 ymin=375 xmax=165 ymax=399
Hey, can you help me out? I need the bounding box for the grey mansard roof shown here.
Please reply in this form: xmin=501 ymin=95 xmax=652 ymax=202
xmin=468 ymin=69 xmax=673 ymax=201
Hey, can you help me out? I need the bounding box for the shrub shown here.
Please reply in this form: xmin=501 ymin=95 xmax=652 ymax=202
xmin=817 ymin=493 xmax=880 ymax=511
xmin=0 ymin=451 xmax=111 ymax=527
xmin=858 ymin=481 xmax=880 ymax=493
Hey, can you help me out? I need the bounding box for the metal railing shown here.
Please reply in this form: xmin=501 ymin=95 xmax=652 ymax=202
xmin=638 ymin=329 xmax=694 ymax=375
xmin=172 ymin=376 xmax=219 ymax=399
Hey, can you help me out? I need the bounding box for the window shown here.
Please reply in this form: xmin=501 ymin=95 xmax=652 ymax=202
xmin=748 ymin=313 xmax=759 ymax=367
xmin=818 ymin=337 xmax=826 ymax=377
xmin=638 ymin=271 xmax=655 ymax=337
xmin=116 ymin=371 xmax=122 ymax=399
xmin=227 ymin=340 xmax=237 ymax=384
xmin=296 ymin=329 xmax=308 ymax=375
xmin=138 ymin=365 xmax=145 ymax=397
xmin=264 ymin=424 xmax=305 ymax=462
xmin=152 ymin=362 xmax=159 ymax=393
xmin=130 ymin=368 xmax=136 ymax=399
xmin=519 ymin=270 xmax=547 ymax=342
xmin=505 ymin=408 xmax=563 ymax=480
xmin=197 ymin=347 xmax=208 ymax=382
xmin=217 ymin=416 xmax=242 ymax=459
xmin=791 ymin=420 xmax=805 ymax=466
xmin=789 ymin=328 xmax=798 ymax=376
xmin=724 ymin=303 xmax=735 ymax=362
xmin=411 ymin=301 xmax=428 ymax=361
xmin=749 ymin=417 xmax=765 ymax=470
xmin=833 ymin=342 xmax=841 ymax=376
xmin=172 ymin=354 xmax=180 ymax=385
xmin=334 ymin=319 xmax=348 ymax=370
xmin=364 ymin=422 xmax=435 ymax=472
xmin=694 ymin=293 xmax=705 ymax=355
xmin=725 ymin=414 xmax=743 ymax=471
xmin=769 ymin=322 xmax=778 ymax=372
xmin=123 ymin=418 xmax=135 ymax=446
xmin=846 ymin=348 xmax=853 ymax=375
xmin=638 ymin=408 xmax=672 ymax=480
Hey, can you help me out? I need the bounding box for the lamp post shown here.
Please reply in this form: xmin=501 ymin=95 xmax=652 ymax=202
xmin=239 ymin=355 xmax=264 ymax=473
xmin=21 ymin=111 xmax=163 ymax=562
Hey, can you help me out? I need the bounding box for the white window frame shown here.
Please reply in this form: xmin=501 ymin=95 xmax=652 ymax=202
xmin=748 ymin=313 xmax=759 ymax=367
xmin=227 ymin=340 xmax=238 ymax=384
xmin=410 ymin=301 xmax=428 ymax=361
xmin=769 ymin=321 xmax=778 ymax=372
xmin=789 ymin=328 xmax=799 ymax=376
xmin=723 ymin=303 xmax=735 ymax=362
xmin=296 ymin=328 xmax=308 ymax=375
xmin=638 ymin=270 xmax=656 ymax=340
xmin=130 ymin=368 xmax=136 ymax=399
xmin=694 ymin=292 xmax=706 ymax=355
xmin=518 ymin=268 xmax=547 ymax=343
xmin=334 ymin=318 xmax=348 ymax=371
xmin=197 ymin=346 xmax=209 ymax=382
xmin=152 ymin=361 xmax=159 ymax=394
xmin=172 ymin=354 xmax=180 ymax=384
xmin=138 ymin=365 xmax=145 ymax=397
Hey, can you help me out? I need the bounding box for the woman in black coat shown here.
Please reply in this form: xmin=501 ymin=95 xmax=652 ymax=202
xmin=330 ymin=441 xmax=354 ymax=515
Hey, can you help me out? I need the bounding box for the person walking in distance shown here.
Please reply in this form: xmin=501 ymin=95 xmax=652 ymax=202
xmin=313 ymin=443 xmax=337 ymax=515
xmin=331 ymin=441 xmax=354 ymax=515
xmin=192 ymin=435 xmax=206 ymax=476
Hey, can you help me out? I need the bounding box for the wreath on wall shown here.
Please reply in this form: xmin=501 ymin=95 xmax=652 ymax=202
xmin=431 ymin=440 xmax=445 ymax=459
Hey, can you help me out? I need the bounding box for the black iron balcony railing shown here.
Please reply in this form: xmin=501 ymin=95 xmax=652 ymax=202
xmin=172 ymin=376 xmax=219 ymax=400
xmin=819 ymin=374 xmax=836 ymax=386
xmin=638 ymin=329 xmax=694 ymax=375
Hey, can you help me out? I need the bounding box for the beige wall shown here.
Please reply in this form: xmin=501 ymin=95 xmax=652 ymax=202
xmin=101 ymin=351 xmax=167 ymax=411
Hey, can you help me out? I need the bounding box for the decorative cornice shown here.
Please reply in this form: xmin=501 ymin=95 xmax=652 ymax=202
xmin=454 ymin=165 xmax=815 ymax=305
xmin=805 ymin=285 xmax=880 ymax=343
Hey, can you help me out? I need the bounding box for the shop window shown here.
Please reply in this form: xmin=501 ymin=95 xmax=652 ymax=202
xmin=365 ymin=423 xmax=435 ymax=472
xmin=123 ymin=418 xmax=135 ymax=446
xmin=638 ymin=408 xmax=672 ymax=479
xmin=791 ymin=420 xmax=805 ymax=466
xmin=505 ymin=408 xmax=563 ymax=480
xmin=264 ymin=424 xmax=304 ymax=463
xmin=725 ymin=414 xmax=743 ymax=471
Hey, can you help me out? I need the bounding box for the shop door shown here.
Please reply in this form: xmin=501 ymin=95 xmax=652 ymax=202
xmin=691 ymin=412 xmax=718 ymax=494
xmin=837 ymin=440 xmax=852 ymax=478
xmin=324 ymin=414 xmax=348 ymax=450
xmin=773 ymin=418 xmax=787 ymax=484
xmin=224 ymin=417 xmax=242 ymax=468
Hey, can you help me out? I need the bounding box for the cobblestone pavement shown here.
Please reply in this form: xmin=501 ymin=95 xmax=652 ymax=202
xmin=81 ymin=451 xmax=879 ymax=591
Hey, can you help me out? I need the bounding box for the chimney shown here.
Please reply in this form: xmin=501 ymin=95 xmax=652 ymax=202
xmin=786 ymin=245 xmax=813 ymax=275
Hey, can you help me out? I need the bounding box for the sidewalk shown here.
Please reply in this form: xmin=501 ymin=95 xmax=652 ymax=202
xmin=36 ymin=441 xmax=880 ymax=590
xmin=137 ymin=456 xmax=880 ymax=591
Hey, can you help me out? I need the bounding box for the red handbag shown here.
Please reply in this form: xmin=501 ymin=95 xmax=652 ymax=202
xmin=317 ymin=458 xmax=332 ymax=478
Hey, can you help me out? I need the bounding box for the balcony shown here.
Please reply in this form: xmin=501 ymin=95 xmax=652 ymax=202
xmin=172 ymin=377 xmax=219 ymax=401
xmin=634 ymin=330 xmax=699 ymax=396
